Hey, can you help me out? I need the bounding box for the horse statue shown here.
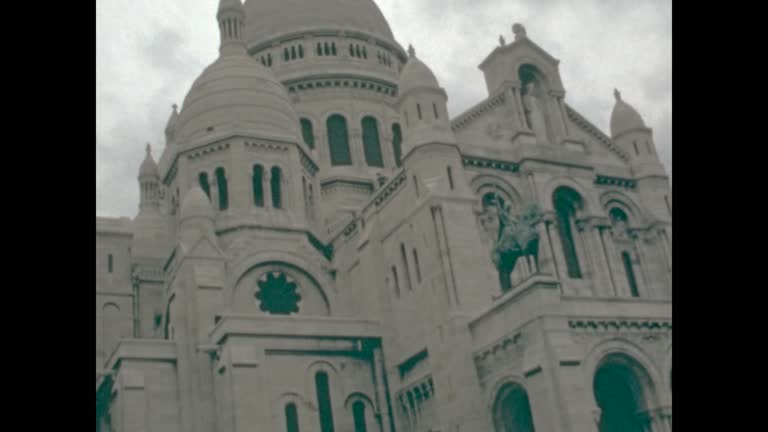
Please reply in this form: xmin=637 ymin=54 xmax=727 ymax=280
xmin=489 ymin=198 xmax=544 ymax=291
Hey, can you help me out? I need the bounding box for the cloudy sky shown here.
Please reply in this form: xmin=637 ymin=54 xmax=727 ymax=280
xmin=96 ymin=0 xmax=671 ymax=218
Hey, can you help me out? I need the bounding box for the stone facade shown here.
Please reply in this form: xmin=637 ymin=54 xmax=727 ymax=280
xmin=96 ymin=1 xmax=672 ymax=431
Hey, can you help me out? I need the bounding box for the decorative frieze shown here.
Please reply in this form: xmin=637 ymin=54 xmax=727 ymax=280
xmin=186 ymin=142 xmax=231 ymax=160
xmin=462 ymin=156 xmax=520 ymax=173
xmin=595 ymin=175 xmax=637 ymax=189
xmin=473 ymin=331 xmax=527 ymax=382
xmin=244 ymin=140 xmax=289 ymax=153
xmin=372 ymin=170 xmax=407 ymax=208
xmin=285 ymin=76 xmax=397 ymax=96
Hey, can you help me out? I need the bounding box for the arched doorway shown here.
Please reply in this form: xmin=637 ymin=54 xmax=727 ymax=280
xmin=492 ymin=382 xmax=536 ymax=432
xmin=594 ymin=353 xmax=657 ymax=432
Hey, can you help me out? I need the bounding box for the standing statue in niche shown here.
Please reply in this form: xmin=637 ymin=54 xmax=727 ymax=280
xmin=522 ymin=81 xmax=549 ymax=143
xmin=490 ymin=198 xmax=544 ymax=292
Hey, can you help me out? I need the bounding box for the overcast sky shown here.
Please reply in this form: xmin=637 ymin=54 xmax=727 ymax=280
xmin=96 ymin=0 xmax=671 ymax=218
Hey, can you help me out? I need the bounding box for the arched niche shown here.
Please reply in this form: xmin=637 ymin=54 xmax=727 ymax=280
xmin=344 ymin=392 xmax=377 ymax=432
xmin=593 ymin=353 xmax=660 ymax=432
xmin=491 ymin=381 xmax=536 ymax=432
xmin=599 ymin=191 xmax=647 ymax=227
xmin=231 ymin=261 xmax=330 ymax=317
xmin=541 ymin=176 xmax=597 ymax=214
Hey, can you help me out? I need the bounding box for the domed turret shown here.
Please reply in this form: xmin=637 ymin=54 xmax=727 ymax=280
xmin=610 ymin=89 xmax=647 ymax=138
xmin=139 ymin=143 xmax=160 ymax=180
xmin=396 ymin=45 xmax=455 ymax=151
xmin=180 ymin=185 xmax=214 ymax=223
xmin=173 ymin=0 xmax=301 ymax=143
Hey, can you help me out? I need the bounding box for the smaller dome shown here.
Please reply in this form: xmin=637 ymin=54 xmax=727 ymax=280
xmin=610 ymin=89 xmax=647 ymax=137
xmin=139 ymin=143 xmax=159 ymax=179
xmin=398 ymin=45 xmax=441 ymax=96
xmin=180 ymin=186 xmax=214 ymax=221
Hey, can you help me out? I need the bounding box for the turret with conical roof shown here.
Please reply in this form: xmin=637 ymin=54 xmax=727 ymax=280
xmin=397 ymin=44 xmax=456 ymax=151
xmin=609 ymin=89 xmax=667 ymax=179
xmin=217 ymin=0 xmax=246 ymax=57
xmin=138 ymin=143 xmax=161 ymax=211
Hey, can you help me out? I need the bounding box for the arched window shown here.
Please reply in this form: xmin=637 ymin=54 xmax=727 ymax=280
xmin=324 ymin=42 xmax=330 ymax=56
xmin=317 ymin=43 xmax=323 ymax=56
xmin=412 ymin=249 xmax=422 ymax=283
xmin=299 ymin=45 xmax=304 ymax=58
xmin=268 ymin=53 xmax=272 ymax=66
xmin=400 ymin=243 xmax=413 ymax=291
xmin=553 ymin=187 xmax=582 ymax=278
xmin=609 ymin=207 xmax=629 ymax=238
xmin=300 ymin=118 xmax=315 ymax=149
xmin=622 ymin=252 xmax=640 ymax=297
xmin=271 ymin=166 xmax=282 ymax=209
xmin=594 ymin=354 xmax=654 ymax=432
xmin=327 ymin=115 xmax=352 ymax=166
xmin=215 ymin=167 xmax=228 ymax=210
xmin=199 ymin=172 xmax=211 ymax=199
xmin=391 ymin=123 xmax=403 ymax=167
xmin=284 ymin=47 xmax=289 ymax=61
xmin=291 ymin=46 xmax=297 ymax=60
xmin=352 ymin=401 xmax=367 ymax=432
xmin=285 ymin=403 xmax=300 ymax=432
xmin=361 ymin=116 xmax=384 ymax=167
xmin=355 ymin=45 xmax=362 ymax=58
xmin=107 ymin=254 xmax=113 ymax=273
xmin=252 ymin=165 xmax=264 ymax=207
xmin=391 ymin=265 xmax=400 ymax=297
xmin=492 ymin=383 xmax=536 ymax=432
xmin=315 ymin=372 xmax=335 ymax=432
xmin=362 ymin=46 xmax=367 ymax=59
xmin=349 ymin=44 xmax=354 ymax=56
xmin=331 ymin=43 xmax=337 ymax=56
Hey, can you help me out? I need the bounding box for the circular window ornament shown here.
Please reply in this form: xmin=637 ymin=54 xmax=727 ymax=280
xmin=255 ymin=271 xmax=301 ymax=315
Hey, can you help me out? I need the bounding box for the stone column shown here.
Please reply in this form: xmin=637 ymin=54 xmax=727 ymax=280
xmin=597 ymin=225 xmax=619 ymax=297
xmin=579 ymin=217 xmax=614 ymax=297
xmin=536 ymin=219 xmax=557 ymax=277
xmin=513 ymin=84 xmax=529 ymax=130
xmin=351 ymin=127 xmax=365 ymax=167
xmin=505 ymin=82 xmax=527 ymax=130
xmin=209 ymin=172 xmax=220 ymax=212
xmin=602 ymin=228 xmax=628 ymax=297
xmin=264 ymin=168 xmax=272 ymax=210
xmin=543 ymin=212 xmax=567 ymax=284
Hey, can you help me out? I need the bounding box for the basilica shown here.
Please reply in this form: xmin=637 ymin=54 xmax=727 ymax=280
xmin=96 ymin=1 xmax=672 ymax=431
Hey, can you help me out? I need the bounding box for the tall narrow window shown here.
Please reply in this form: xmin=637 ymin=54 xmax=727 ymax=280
xmin=553 ymin=187 xmax=582 ymax=278
xmin=413 ymin=249 xmax=422 ymax=283
xmin=331 ymin=43 xmax=337 ymax=56
xmin=413 ymin=175 xmax=419 ymax=197
xmin=317 ymin=43 xmax=323 ymax=56
xmin=299 ymin=45 xmax=304 ymax=58
xmin=352 ymin=401 xmax=367 ymax=432
xmin=433 ymin=103 xmax=439 ymax=119
xmin=622 ymin=252 xmax=640 ymax=297
xmin=349 ymin=44 xmax=354 ymax=56
xmin=327 ymin=115 xmax=352 ymax=166
xmin=361 ymin=116 xmax=384 ymax=167
xmin=362 ymin=47 xmax=367 ymax=59
xmin=267 ymin=53 xmax=272 ymax=66
xmin=300 ymin=118 xmax=315 ymax=149
xmin=391 ymin=265 xmax=400 ymax=297
xmin=199 ymin=172 xmax=211 ymax=199
xmin=633 ymin=141 xmax=639 ymax=155
xmin=417 ymin=103 xmax=423 ymax=120
xmin=284 ymin=48 xmax=289 ymax=61
xmin=285 ymin=403 xmax=300 ymax=432
xmin=107 ymin=254 xmax=113 ymax=273
xmin=356 ymin=45 xmax=362 ymax=58
xmin=392 ymin=123 xmax=403 ymax=167
xmin=315 ymin=372 xmax=335 ymax=432
xmin=400 ymin=243 xmax=413 ymax=291
xmin=446 ymin=166 xmax=454 ymax=190
xmin=271 ymin=166 xmax=282 ymax=209
xmin=215 ymin=167 xmax=228 ymax=210
xmin=252 ymin=165 xmax=264 ymax=207
xmin=291 ymin=46 xmax=297 ymax=60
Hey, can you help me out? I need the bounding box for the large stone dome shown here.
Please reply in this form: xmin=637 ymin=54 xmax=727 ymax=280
xmin=175 ymin=53 xmax=301 ymax=142
xmin=243 ymin=0 xmax=395 ymax=46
